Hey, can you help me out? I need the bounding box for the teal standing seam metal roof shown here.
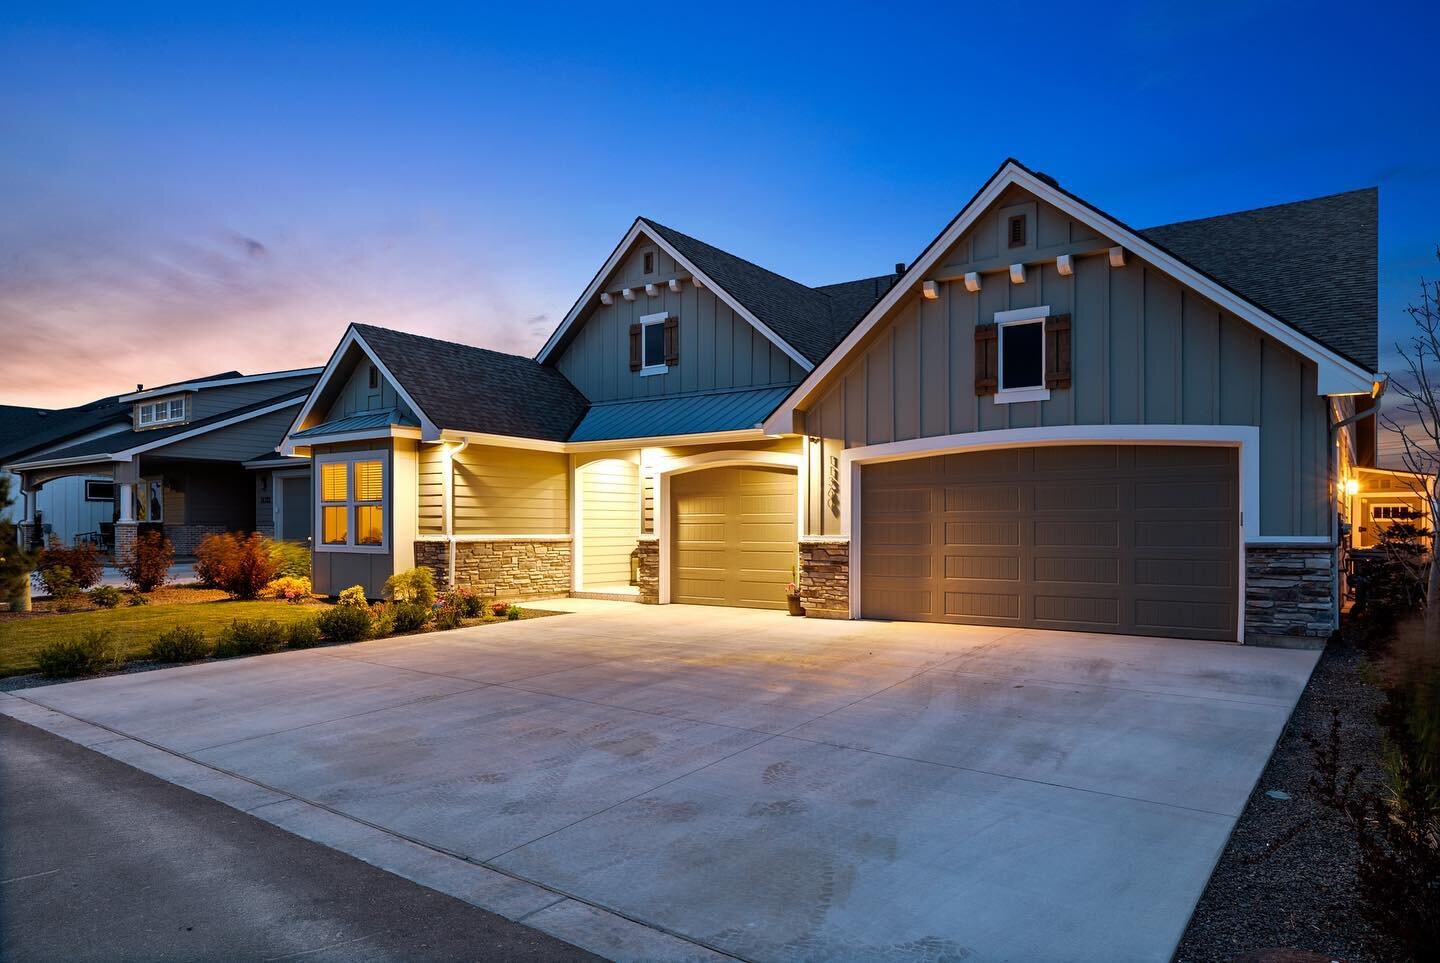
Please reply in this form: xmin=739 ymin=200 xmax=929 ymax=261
xmin=568 ymin=386 xmax=794 ymax=443
xmin=291 ymin=408 xmax=419 ymax=439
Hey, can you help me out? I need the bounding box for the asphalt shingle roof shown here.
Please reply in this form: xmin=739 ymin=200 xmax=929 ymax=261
xmin=642 ymin=219 xmax=894 ymax=366
xmin=0 ymin=396 xmax=130 ymax=464
xmin=1139 ymin=188 xmax=1378 ymax=370
xmin=354 ymin=324 xmax=589 ymax=442
xmin=14 ymin=390 xmax=310 ymax=465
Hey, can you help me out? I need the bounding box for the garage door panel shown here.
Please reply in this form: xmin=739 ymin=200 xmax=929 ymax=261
xmin=671 ymin=466 xmax=796 ymax=610
xmin=861 ymin=445 xmax=1238 ymax=641
xmin=944 ymin=486 xmax=1021 ymax=512
xmin=1033 ymin=520 xmax=1119 ymax=547
xmin=1033 ymin=483 xmax=1119 ymax=512
xmin=1034 ymin=556 xmax=1120 ymax=584
xmin=866 ymin=487 xmax=934 ymax=513
xmin=944 ymin=520 xmax=1019 ymax=546
xmin=944 ymin=554 xmax=1020 ymax=580
xmin=1034 ymin=594 xmax=1120 ymax=627
xmin=944 ymin=591 xmax=1021 ymax=620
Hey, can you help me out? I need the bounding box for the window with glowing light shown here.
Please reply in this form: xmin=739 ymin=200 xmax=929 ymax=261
xmin=316 ymin=451 xmax=388 ymax=551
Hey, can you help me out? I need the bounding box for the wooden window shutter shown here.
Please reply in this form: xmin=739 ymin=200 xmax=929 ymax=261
xmin=664 ymin=315 xmax=679 ymax=365
xmin=974 ymin=323 xmax=998 ymax=395
xmin=629 ymin=323 xmax=642 ymax=371
xmin=1045 ymin=313 xmax=1072 ymax=389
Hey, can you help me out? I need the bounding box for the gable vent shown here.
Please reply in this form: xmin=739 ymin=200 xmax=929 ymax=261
xmin=1008 ymin=214 xmax=1027 ymax=248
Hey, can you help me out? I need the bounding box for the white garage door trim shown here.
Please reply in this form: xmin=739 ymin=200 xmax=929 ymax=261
xmin=840 ymin=425 xmax=1262 ymax=642
xmin=655 ymin=449 xmax=802 ymax=604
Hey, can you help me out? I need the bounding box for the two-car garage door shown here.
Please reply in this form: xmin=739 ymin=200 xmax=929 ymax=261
xmin=860 ymin=445 xmax=1239 ymax=641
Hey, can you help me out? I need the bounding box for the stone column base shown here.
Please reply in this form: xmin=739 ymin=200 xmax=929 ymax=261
xmin=799 ymin=537 xmax=850 ymax=619
xmin=1245 ymin=544 xmax=1336 ymax=642
xmin=634 ymin=536 xmax=659 ymax=604
xmin=412 ymin=538 xmax=571 ymax=601
xmin=113 ymin=522 xmax=138 ymax=564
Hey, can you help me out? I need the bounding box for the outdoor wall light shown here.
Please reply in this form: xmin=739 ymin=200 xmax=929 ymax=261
xmin=1345 ymin=479 xmax=1360 ymax=496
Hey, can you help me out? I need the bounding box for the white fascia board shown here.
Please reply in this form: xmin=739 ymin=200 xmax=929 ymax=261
xmin=764 ymin=163 xmax=1376 ymax=433
xmin=535 ymin=220 xmax=814 ymax=372
xmin=279 ymin=425 xmax=423 ymax=456
xmin=120 ymin=366 xmax=325 ymax=402
xmin=284 ymin=326 xmax=441 ymax=447
xmin=6 ymin=452 xmax=125 ymax=472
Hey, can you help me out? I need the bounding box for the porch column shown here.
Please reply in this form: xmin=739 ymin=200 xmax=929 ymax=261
xmin=21 ymin=486 xmax=36 ymax=524
xmin=118 ymin=482 xmax=135 ymax=523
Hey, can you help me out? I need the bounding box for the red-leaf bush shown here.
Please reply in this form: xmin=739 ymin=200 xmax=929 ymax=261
xmin=196 ymin=532 xmax=279 ymax=600
xmin=120 ymin=530 xmax=173 ymax=592
xmin=37 ymin=538 xmax=103 ymax=595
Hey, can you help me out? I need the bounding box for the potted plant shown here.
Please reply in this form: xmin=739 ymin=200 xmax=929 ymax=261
xmin=785 ymin=580 xmax=805 ymax=617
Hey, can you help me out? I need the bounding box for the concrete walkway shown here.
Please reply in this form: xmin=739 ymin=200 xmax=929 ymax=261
xmin=1 ymin=601 xmax=1320 ymax=961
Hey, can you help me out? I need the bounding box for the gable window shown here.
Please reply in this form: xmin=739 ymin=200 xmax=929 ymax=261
xmin=975 ymin=306 xmax=1070 ymax=403
xmin=642 ymin=250 xmax=655 ymax=274
xmin=316 ymin=451 xmax=388 ymax=552
xmin=367 ymin=363 xmax=380 ymax=391
xmin=136 ymin=396 xmax=186 ymax=428
xmin=630 ymin=311 xmax=678 ymax=376
xmin=1008 ymin=214 xmax=1027 ymax=248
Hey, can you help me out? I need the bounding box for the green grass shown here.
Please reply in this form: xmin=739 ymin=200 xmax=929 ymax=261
xmin=0 ymin=600 xmax=333 ymax=677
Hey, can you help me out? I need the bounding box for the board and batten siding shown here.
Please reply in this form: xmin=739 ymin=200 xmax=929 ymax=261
xmin=802 ymin=188 xmax=1329 ymax=540
xmin=416 ymin=444 xmax=569 ymax=536
xmin=554 ymin=239 xmax=806 ymax=403
xmin=324 ymin=358 xmax=415 ymax=421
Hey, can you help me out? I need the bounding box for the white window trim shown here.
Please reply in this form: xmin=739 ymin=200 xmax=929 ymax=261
xmin=137 ymin=396 xmax=187 ymax=427
xmin=1370 ymin=502 xmax=1415 ymax=521
xmin=84 ymin=479 xmax=115 ymax=502
xmin=639 ymin=311 xmax=670 ymax=377
xmin=314 ymin=449 xmax=390 ymax=554
xmin=994 ymin=305 xmax=1050 ymax=404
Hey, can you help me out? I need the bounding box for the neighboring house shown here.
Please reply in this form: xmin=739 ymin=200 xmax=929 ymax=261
xmin=4 ymin=367 xmax=322 ymax=556
xmin=282 ymin=159 xmax=1382 ymax=644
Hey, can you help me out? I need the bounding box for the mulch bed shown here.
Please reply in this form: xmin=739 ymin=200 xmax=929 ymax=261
xmin=1175 ymin=629 xmax=1406 ymax=962
xmin=1 ymin=585 xmax=229 ymax=619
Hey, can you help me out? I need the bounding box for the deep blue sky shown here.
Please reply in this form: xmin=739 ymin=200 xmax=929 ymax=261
xmin=2 ymin=1 xmax=1436 ymax=408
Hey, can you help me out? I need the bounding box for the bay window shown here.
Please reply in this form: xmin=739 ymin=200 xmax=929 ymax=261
xmin=316 ymin=451 xmax=389 ymax=552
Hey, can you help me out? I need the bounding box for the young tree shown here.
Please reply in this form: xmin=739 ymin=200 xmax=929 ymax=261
xmin=0 ymin=474 xmax=36 ymax=610
xmin=1379 ymin=250 xmax=1440 ymax=642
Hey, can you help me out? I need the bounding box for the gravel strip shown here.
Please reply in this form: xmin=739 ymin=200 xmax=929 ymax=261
xmin=1175 ymin=634 xmax=1404 ymax=962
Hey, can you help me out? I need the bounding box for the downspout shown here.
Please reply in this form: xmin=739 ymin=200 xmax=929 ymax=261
xmin=1328 ymin=379 xmax=1387 ymax=630
xmin=444 ymin=439 xmax=468 ymax=587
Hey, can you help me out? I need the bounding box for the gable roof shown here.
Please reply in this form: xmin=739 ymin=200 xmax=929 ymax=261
xmin=120 ymin=366 xmax=323 ymax=403
xmin=765 ymin=159 xmax=1379 ymax=431
xmin=7 ymin=390 xmax=308 ymax=469
xmin=0 ymin=395 xmax=130 ymax=464
xmin=1139 ymin=188 xmax=1378 ymax=370
xmin=351 ymin=324 xmax=589 ymax=442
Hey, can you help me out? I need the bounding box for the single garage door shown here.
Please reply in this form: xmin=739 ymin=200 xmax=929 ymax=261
xmin=671 ymin=465 xmax=796 ymax=609
xmin=860 ymin=445 xmax=1238 ymax=640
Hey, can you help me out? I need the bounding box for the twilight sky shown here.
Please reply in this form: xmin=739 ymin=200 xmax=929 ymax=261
xmin=2 ymin=1 xmax=1437 ymax=413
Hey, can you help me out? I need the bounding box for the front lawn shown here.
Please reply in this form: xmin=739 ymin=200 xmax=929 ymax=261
xmin=0 ymin=594 xmax=333 ymax=677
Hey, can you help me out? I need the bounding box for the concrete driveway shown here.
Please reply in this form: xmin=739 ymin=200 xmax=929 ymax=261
xmin=1 ymin=601 xmax=1319 ymax=962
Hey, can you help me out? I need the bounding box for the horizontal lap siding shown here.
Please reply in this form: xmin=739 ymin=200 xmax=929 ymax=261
xmin=452 ymin=446 xmax=568 ymax=535
xmin=804 ymin=186 xmax=1329 ymax=539
xmin=418 ymin=445 xmax=445 ymax=535
xmin=581 ymin=459 xmax=640 ymax=587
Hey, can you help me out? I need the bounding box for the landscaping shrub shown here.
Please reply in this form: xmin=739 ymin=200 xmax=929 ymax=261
xmin=196 ymin=532 xmax=278 ymax=600
xmin=127 ymin=592 xmax=149 ymax=606
xmin=337 ymin=585 xmax=369 ymax=608
xmin=316 ymin=605 xmax=373 ymax=643
xmin=214 ymin=618 xmax=287 ymax=657
xmin=447 ymin=585 xmax=483 ymax=618
xmin=264 ymin=575 xmax=313 ymax=602
xmin=269 ymin=540 xmax=311 ymax=580
xmin=433 ymin=598 xmax=463 ymax=630
xmin=89 ymin=585 xmax=123 ymax=608
xmin=0 ymin=475 xmax=36 ymax=609
xmin=120 ymin=530 xmax=174 ymax=592
xmin=390 ymin=602 xmax=431 ymax=633
xmin=384 ymin=567 xmax=437 ymax=607
xmin=506 ymin=605 xmax=521 ymax=621
xmin=148 ymin=626 xmax=212 ymax=663
xmin=37 ymin=630 xmax=124 ymax=678
xmin=490 ymin=600 xmax=512 ymax=617
xmin=37 ymin=538 xmax=103 ymax=595
xmin=286 ymin=618 xmax=323 ymax=648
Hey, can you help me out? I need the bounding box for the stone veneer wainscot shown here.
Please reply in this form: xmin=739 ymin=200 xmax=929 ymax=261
xmin=634 ymin=536 xmax=659 ymax=604
xmin=1244 ymin=544 xmax=1336 ymax=641
xmin=799 ymin=537 xmax=850 ymax=619
xmin=414 ymin=538 xmax=571 ymax=601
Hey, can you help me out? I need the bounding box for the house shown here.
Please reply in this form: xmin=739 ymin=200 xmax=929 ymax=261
xmin=282 ymin=159 xmax=1381 ymax=644
xmin=4 ymin=367 xmax=322 ymax=556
